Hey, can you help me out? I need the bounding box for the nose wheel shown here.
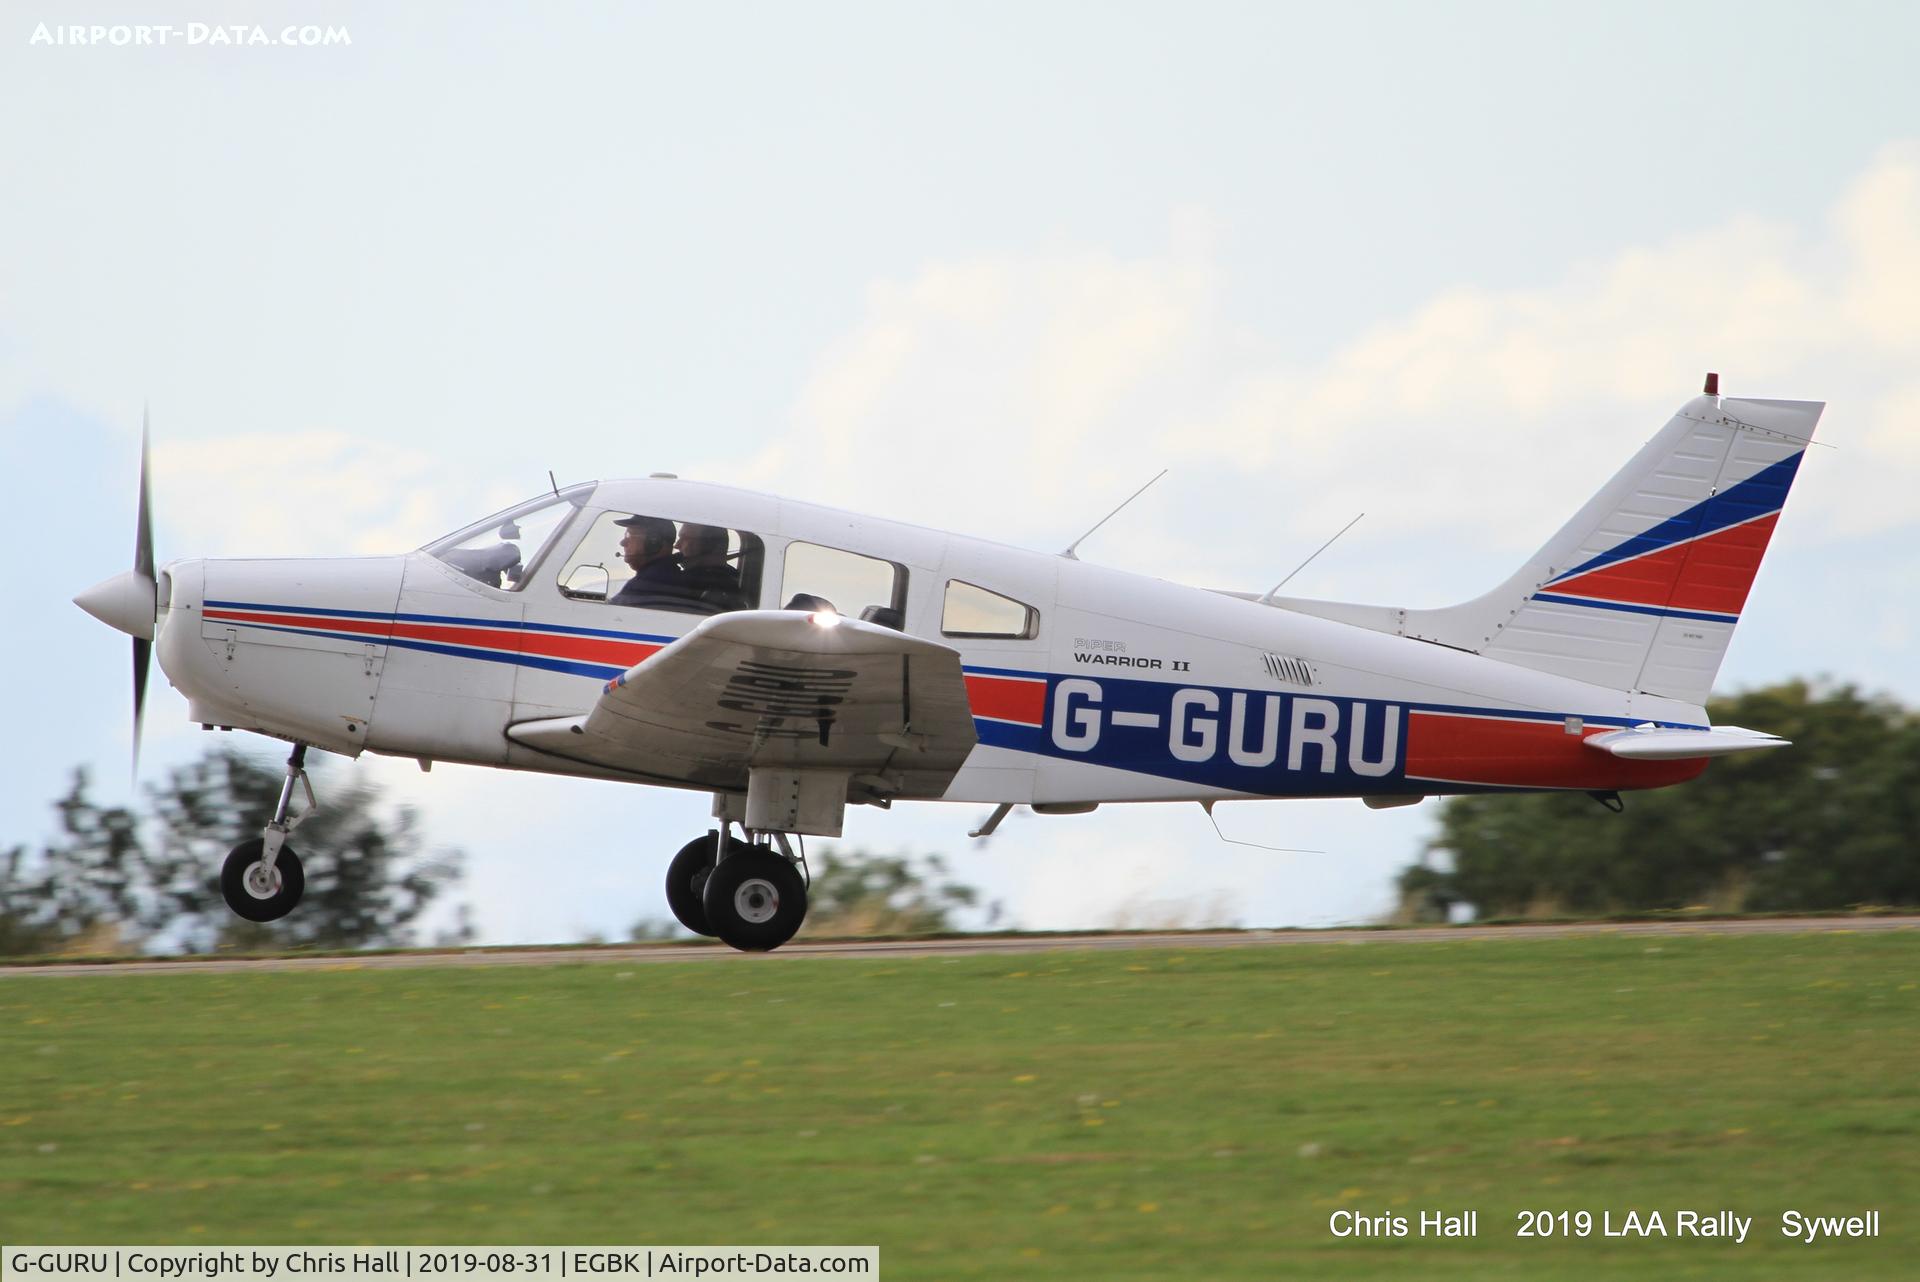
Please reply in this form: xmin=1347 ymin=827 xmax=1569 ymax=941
xmin=219 ymin=742 xmax=315 ymax=924
xmin=221 ymin=837 xmax=306 ymax=922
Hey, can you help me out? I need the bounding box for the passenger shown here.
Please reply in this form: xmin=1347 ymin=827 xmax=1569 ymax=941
xmin=609 ymin=515 xmax=683 ymax=606
xmin=677 ymin=523 xmax=744 ymax=610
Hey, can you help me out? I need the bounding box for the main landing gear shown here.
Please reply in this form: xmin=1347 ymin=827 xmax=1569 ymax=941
xmin=220 ymin=743 xmax=313 ymax=923
xmin=665 ymin=826 xmax=809 ymax=952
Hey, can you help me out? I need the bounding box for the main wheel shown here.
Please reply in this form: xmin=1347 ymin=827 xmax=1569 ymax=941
xmin=665 ymin=832 xmax=720 ymax=937
xmin=220 ymin=838 xmax=305 ymax=922
xmin=701 ymin=847 xmax=807 ymax=952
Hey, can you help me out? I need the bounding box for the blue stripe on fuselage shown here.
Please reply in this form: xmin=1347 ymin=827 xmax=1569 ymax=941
xmin=973 ymin=672 xmax=1706 ymax=796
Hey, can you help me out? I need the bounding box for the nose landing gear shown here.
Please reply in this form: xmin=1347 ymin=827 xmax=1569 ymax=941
xmin=664 ymin=825 xmax=808 ymax=952
xmin=220 ymin=743 xmax=313 ymax=923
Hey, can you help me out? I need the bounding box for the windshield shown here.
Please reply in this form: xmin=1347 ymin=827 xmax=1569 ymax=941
xmin=424 ymin=484 xmax=593 ymax=591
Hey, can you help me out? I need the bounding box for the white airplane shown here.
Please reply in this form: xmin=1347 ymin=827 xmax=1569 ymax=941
xmin=75 ymin=376 xmax=1819 ymax=951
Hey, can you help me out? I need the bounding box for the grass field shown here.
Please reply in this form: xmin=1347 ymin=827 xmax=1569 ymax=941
xmin=1 ymin=931 xmax=1915 ymax=1279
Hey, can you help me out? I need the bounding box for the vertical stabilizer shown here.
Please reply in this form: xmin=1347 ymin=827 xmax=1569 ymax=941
xmin=1277 ymin=387 xmax=1821 ymax=704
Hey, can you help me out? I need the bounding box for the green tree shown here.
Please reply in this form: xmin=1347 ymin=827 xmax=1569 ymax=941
xmin=143 ymin=747 xmax=463 ymax=952
xmin=0 ymin=844 xmax=64 ymax=955
xmin=1401 ymin=681 xmax=1920 ymax=919
xmin=0 ymin=748 xmax=464 ymax=956
xmin=0 ymin=770 xmax=145 ymax=953
xmin=800 ymin=849 xmax=997 ymax=936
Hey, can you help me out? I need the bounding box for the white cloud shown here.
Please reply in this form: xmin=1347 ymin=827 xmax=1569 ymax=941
xmin=151 ymin=433 xmax=514 ymax=559
xmin=739 ymin=243 xmax=1221 ymax=550
xmin=736 ymin=144 xmax=1920 ymax=604
xmin=1838 ymin=141 xmax=1920 ymax=351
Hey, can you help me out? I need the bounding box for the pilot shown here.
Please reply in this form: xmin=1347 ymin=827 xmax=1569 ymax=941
xmin=676 ymin=523 xmax=743 ymax=610
xmin=609 ymin=515 xmax=683 ymax=606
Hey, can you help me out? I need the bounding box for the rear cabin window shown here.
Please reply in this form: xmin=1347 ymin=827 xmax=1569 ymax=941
xmin=942 ymin=580 xmax=1038 ymax=639
xmin=555 ymin=511 xmax=763 ymax=615
xmin=782 ymin=542 xmax=907 ymax=629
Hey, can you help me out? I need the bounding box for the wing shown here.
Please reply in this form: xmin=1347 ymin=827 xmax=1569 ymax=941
xmin=506 ymin=610 xmax=979 ymax=802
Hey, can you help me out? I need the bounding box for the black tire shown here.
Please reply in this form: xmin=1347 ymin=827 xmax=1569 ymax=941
xmin=220 ymin=838 xmax=305 ymax=922
xmin=701 ymin=847 xmax=807 ymax=952
xmin=665 ymin=832 xmax=720 ymax=937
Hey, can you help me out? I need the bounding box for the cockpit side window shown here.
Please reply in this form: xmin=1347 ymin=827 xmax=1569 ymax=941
xmin=942 ymin=580 xmax=1039 ymax=639
xmin=555 ymin=511 xmax=764 ymax=615
xmin=424 ymin=487 xmax=589 ymax=591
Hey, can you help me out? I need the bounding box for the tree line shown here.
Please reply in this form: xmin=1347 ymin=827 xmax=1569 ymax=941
xmin=1399 ymin=681 xmax=1920 ymax=920
xmin=2 ymin=746 xmax=996 ymax=957
xmin=1 ymin=747 xmax=463 ymax=955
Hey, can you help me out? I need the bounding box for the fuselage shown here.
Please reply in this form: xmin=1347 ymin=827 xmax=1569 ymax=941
xmin=152 ymin=476 xmax=1711 ymax=808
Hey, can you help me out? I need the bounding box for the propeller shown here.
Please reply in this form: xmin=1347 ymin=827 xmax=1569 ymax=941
xmin=133 ymin=412 xmax=153 ymax=771
xmin=73 ymin=408 xmax=159 ymax=777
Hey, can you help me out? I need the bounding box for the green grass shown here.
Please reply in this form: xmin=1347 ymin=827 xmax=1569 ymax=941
xmin=2 ymin=932 xmax=1916 ymax=1279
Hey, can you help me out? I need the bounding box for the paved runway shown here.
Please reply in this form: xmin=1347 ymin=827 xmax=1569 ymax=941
xmin=2 ymin=915 xmax=1914 ymax=978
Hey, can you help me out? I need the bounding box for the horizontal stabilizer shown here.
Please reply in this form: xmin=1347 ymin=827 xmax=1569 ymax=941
xmin=1583 ymin=724 xmax=1789 ymax=761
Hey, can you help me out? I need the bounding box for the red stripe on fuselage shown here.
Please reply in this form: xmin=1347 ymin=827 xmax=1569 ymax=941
xmin=965 ymin=674 xmax=1046 ymax=726
xmin=1404 ymin=711 xmax=1706 ymax=790
xmin=204 ymin=607 xmax=394 ymax=639
xmin=203 ymin=608 xmax=661 ymax=670
xmin=1547 ymin=512 xmax=1780 ymax=616
xmin=384 ymin=620 xmax=659 ymax=668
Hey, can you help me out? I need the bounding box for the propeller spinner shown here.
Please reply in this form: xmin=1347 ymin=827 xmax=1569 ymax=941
xmin=72 ymin=411 xmax=158 ymax=773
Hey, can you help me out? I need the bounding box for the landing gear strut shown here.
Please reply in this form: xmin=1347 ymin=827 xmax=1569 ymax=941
xmin=665 ymin=823 xmax=808 ymax=951
xmin=220 ymin=743 xmax=313 ymax=923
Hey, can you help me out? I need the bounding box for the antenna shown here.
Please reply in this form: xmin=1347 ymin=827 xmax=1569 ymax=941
xmin=1200 ymin=801 xmax=1323 ymax=854
xmin=1256 ymin=512 xmax=1365 ymax=605
xmin=1061 ymin=469 xmax=1167 ymax=560
xmin=548 ymin=469 xmax=561 ymax=499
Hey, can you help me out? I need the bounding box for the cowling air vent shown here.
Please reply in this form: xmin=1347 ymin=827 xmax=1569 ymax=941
xmin=1262 ymin=653 xmax=1316 ymax=685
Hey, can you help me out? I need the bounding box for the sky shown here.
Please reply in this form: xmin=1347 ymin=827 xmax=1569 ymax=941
xmin=3 ymin=1 xmax=1916 ymax=945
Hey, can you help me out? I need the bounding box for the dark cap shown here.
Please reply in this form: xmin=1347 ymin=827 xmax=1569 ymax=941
xmin=614 ymin=514 xmax=675 ymax=541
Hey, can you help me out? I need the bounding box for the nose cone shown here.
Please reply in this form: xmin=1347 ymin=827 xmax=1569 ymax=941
xmin=74 ymin=568 xmax=157 ymax=640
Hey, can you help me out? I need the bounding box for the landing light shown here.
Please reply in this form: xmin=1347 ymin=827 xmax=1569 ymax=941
xmin=809 ymin=610 xmax=841 ymax=629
